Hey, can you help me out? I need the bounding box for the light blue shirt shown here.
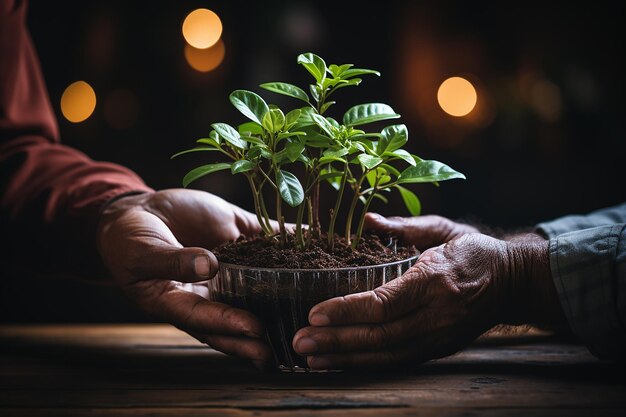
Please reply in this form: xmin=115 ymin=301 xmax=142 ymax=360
xmin=536 ymin=203 xmax=626 ymax=360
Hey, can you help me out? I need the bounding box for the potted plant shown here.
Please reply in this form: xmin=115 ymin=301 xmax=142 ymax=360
xmin=173 ymin=53 xmax=465 ymax=371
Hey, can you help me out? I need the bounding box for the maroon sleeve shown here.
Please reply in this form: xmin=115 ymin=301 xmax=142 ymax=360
xmin=0 ymin=0 xmax=154 ymax=279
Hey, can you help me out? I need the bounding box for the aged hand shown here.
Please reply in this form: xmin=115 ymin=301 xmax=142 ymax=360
xmin=97 ymin=189 xmax=272 ymax=365
xmin=293 ymin=233 xmax=556 ymax=369
xmin=364 ymin=212 xmax=479 ymax=250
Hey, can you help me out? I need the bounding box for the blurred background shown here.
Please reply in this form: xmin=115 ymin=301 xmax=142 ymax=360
xmin=4 ymin=0 xmax=625 ymax=321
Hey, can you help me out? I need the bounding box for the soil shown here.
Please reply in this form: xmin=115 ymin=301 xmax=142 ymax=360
xmin=214 ymin=232 xmax=418 ymax=269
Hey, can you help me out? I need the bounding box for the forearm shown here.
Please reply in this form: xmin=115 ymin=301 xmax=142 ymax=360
xmin=0 ymin=136 xmax=153 ymax=279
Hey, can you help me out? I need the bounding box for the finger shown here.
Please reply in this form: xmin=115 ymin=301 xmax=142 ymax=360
xmin=308 ymin=266 xmax=426 ymax=326
xmin=132 ymin=247 xmax=218 ymax=283
xmin=130 ymin=280 xmax=265 ymax=337
xmin=295 ymin=304 xmax=455 ymax=354
xmin=193 ymin=333 xmax=273 ymax=362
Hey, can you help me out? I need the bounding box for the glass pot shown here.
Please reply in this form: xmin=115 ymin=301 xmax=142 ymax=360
xmin=209 ymin=255 xmax=418 ymax=371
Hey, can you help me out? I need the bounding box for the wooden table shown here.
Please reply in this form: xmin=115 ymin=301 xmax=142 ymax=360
xmin=1 ymin=324 xmax=624 ymax=416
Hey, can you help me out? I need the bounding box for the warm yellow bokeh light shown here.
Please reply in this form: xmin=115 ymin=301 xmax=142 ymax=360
xmin=184 ymin=39 xmax=226 ymax=72
xmin=182 ymin=8 xmax=222 ymax=49
xmin=60 ymin=81 xmax=96 ymax=123
xmin=437 ymin=77 xmax=477 ymax=117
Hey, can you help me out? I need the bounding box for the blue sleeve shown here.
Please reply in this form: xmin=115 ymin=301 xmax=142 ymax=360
xmin=536 ymin=206 xmax=626 ymax=360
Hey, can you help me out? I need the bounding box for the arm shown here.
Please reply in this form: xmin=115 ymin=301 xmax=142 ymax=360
xmin=0 ymin=0 xmax=152 ymax=279
xmin=1 ymin=1 xmax=272 ymax=365
xmin=293 ymin=208 xmax=626 ymax=368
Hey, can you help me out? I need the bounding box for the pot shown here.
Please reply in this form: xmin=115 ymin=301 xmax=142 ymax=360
xmin=209 ymin=254 xmax=418 ymax=371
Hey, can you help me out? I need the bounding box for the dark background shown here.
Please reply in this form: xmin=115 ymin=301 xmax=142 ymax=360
xmin=3 ymin=0 xmax=625 ymax=322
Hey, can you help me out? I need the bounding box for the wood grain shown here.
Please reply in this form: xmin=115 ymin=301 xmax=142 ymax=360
xmin=1 ymin=324 xmax=624 ymax=417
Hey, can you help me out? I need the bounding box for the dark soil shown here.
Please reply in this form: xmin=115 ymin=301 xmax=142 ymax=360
xmin=214 ymin=232 xmax=418 ymax=269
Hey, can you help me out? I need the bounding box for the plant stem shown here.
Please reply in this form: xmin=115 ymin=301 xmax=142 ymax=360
xmin=327 ymin=163 xmax=348 ymax=249
xmin=306 ymin=196 xmax=313 ymax=248
xmin=352 ymin=177 xmax=380 ymax=249
xmin=344 ymin=171 xmax=369 ymax=245
xmin=311 ymin=159 xmax=321 ymax=237
xmin=295 ymin=167 xmax=311 ymax=249
xmin=246 ymin=174 xmax=273 ymax=237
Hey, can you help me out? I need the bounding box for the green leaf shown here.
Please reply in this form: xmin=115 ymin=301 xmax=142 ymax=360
xmin=276 ymin=170 xmax=304 ymax=207
xmin=260 ymin=82 xmax=310 ymax=103
xmin=285 ymin=142 xmax=305 ymax=162
xmin=294 ymin=107 xmax=316 ymax=127
xmin=277 ymin=131 xmax=306 ymax=140
xmin=241 ymin=135 xmax=265 ymax=146
xmin=182 ymin=163 xmax=231 ymax=187
xmin=396 ymin=185 xmax=421 ymax=216
xmin=171 ymin=147 xmax=220 ymax=159
xmin=238 ymin=121 xmax=264 ymax=135
xmin=328 ymin=63 xmax=353 ymax=77
xmin=382 ymin=149 xmax=415 ymax=166
xmin=285 ymin=109 xmax=302 ymax=129
xmin=297 ymin=53 xmax=327 ymax=83
xmin=320 ymin=101 xmax=336 ymax=114
xmin=330 ymin=78 xmax=361 ymax=92
xmin=343 ymin=103 xmax=401 ymax=127
xmin=398 ymin=160 xmax=466 ymax=184
xmin=323 ymin=148 xmax=349 ymax=158
xmin=380 ymin=163 xmax=401 ymax=177
xmin=231 ymin=159 xmax=255 ymax=174
xmin=304 ymin=130 xmax=332 ymax=147
xmin=262 ymin=108 xmax=285 ymax=133
xmin=311 ymin=113 xmax=335 ymax=137
xmin=319 ymin=169 xmax=344 ymax=182
xmin=309 ymin=84 xmax=321 ymax=102
xmin=357 ymin=154 xmax=383 ymax=170
xmin=341 ymin=68 xmax=381 ymax=79
xmin=211 ymin=123 xmax=247 ymax=149
xmin=378 ymin=124 xmax=408 ymax=153
xmin=372 ymin=193 xmax=389 ymax=204
xmin=209 ymin=130 xmax=220 ymax=144
xmin=196 ymin=137 xmax=220 ymax=147
xmin=319 ymin=155 xmax=347 ymax=164
xmin=229 ymin=90 xmax=269 ymax=124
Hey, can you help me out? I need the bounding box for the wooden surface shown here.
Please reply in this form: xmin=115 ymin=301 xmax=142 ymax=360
xmin=0 ymin=324 xmax=624 ymax=416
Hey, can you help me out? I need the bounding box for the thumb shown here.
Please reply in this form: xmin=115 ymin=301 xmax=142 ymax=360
xmin=364 ymin=212 xmax=408 ymax=241
xmin=133 ymin=247 xmax=219 ymax=283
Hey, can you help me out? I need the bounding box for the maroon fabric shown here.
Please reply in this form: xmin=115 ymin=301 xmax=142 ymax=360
xmin=0 ymin=0 xmax=153 ymax=279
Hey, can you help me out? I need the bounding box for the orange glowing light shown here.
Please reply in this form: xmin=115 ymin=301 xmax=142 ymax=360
xmin=182 ymin=8 xmax=222 ymax=49
xmin=437 ymin=77 xmax=477 ymax=117
xmin=60 ymin=81 xmax=97 ymax=123
xmin=184 ymin=39 xmax=226 ymax=72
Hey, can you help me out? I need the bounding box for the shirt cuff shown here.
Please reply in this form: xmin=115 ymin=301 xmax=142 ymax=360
xmin=548 ymin=224 xmax=626 ymax=360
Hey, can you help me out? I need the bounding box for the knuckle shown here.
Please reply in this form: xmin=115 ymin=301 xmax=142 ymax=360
xmin=365 ymin=324 xmax=390 ymax=349
xmin=371 ymin=288 xmax=395 ymax=321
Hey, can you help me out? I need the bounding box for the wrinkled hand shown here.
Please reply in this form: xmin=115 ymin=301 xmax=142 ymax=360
xmin=97 ymin=189 xmax=272 ymax=364
xmin=293 ymin=232 xmax=552 ymax=369
xmin=364 ymin=212 xmax=479 ymax=250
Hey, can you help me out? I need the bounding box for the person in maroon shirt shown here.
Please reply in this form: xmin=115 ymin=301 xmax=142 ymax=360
xmin=0 ymin=0 xmax=273 ymax=367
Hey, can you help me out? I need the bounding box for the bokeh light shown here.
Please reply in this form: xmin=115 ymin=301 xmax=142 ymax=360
xmin=437 ymin=77 xmax=478 ymax=117
xmin=182 ymin=8 xmax=222 ymax=49
xmin=184 ymin=39 xmax=226 ymax=72
xmin=103 ymin=89 xmax=140 ymax=130
xmin=60 ymin=81 xmax=97 ymax=123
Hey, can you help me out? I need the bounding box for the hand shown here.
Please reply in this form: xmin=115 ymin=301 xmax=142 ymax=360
xmin=293 ymin=233 xmax=555 ymax=369
xmin=364 ymin=212 xmax=479 ymax=250
xmin=97 ymin=189 xmax=272 ymax=365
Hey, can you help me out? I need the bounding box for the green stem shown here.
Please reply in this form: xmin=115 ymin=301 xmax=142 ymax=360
xmin=352 ymin=178 xmax=380 ymax=249
xmin=327 ymin=163 xmax=349 ymax=249
xmin=246 ymin=175 xmax=272 ymax=237
xmin=344 ymin=171 xmax=370 ymax=244
xmin=306 ymin=196 xmax=313 ymax=248
xmin=295 ymin=168 xmax=311 ymax=249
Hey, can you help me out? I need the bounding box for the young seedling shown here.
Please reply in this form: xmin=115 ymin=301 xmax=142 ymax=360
xmin=173 ymin=53 xmax=465 ymax=251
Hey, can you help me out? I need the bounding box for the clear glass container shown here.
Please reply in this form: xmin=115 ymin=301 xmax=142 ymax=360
xmin=209 ymin=255 xmax=418 ymax=371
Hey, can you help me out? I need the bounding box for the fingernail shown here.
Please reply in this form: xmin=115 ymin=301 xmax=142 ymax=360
xmin=295 ymin=337 xmax=318 ymax=354
xmin=194 ymin=255 xmax=211 ymax=278
xmin=252 ymin=360 xmax=272 ymax=371
xmin=309 ymin=313 xmax=330 ymax=326
xmin=309 ymin=356 xmax=332 ymax=370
